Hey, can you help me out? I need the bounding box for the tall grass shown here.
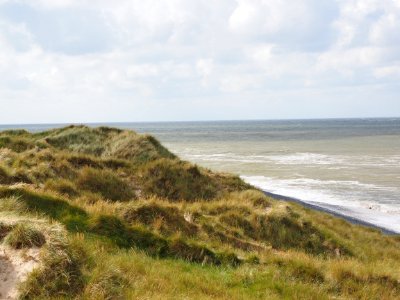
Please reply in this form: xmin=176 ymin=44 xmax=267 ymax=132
xmin=0 ymin=125 xmax=399 ymax=299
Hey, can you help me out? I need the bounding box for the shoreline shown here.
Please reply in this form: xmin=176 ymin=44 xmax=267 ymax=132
xmin=263 ymin=191 xmax=399 ymax=235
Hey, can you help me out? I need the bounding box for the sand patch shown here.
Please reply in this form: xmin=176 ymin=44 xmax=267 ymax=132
xmin=0 ymin=245 xmax=40 ymax=299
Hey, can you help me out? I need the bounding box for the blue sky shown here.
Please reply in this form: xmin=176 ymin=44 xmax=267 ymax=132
xmin=0 ymin=0 xmax=399 ymax=123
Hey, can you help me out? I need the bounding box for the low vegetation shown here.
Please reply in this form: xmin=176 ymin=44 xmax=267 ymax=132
xmin=4 ymin=223 xmax=46 ymax=249
xmin=0 ymin=125 xmax=399 ymax=299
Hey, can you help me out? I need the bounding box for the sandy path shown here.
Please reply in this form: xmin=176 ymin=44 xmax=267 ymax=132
xmin=0 ymin=244 xmax=40 ymax=299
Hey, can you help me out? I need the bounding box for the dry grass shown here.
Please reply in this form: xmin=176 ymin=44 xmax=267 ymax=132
xmin=0 ymin=125 xmax=399 ymax=299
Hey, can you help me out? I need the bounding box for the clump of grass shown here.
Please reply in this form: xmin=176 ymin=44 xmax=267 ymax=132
xmin=67 ymin=154 xmax=102 ymax=169
xmin=329 ymin=263 xmax=400 ymax=298
xmin=0 ymin=196 xmax=27 ymax=213
xmin=269 ymin=255 xmax=325 ymax=283
xmin=0 ymin=129 xmax=29 ymax=137
xmin=167 ymin=238 xmax=221 ymax=265
xmin=105 ymin=132 xmax=176 ymax=164
xmin=19 ymin=236 xmax=86 ymax=299
xmin=77 ymin=167 xmax=134 ymax=201
xmin=43 ymin=126 xmax=107 ymax=156
xmin=140 ymin=158 xmax=218 ymax=201
xmin=4 ymin=223 xmax=46 ymax=249
xmin=84 ymin=263 xmax=130 ymax=300
xmin=0 ymin=136 xmax=34 ymax=152
xmin=101 ymin=158 xmax=130 ymax=170
xmin=123 ymin=202 xmax=198 ymax=236
xmin=235 ymin=189 xmax=272 ymax=208
xmin=0 ymin=222 xmax=12 ymax=240
xmin=88 ymin=214 xmax=169 ymax=255
xmin=0 ymin=163 xmax=32 ymax=185
xmin=0 ymin=164 xmax=12 ymax=184
xmin=45 ymin=179 xmax=78 ymax=197
xmin=0 ymin=187 xmax=89 ymax=232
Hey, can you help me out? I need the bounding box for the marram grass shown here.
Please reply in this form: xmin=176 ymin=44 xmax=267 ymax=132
xmin=0 ymin=125 xmax=398 ymax=299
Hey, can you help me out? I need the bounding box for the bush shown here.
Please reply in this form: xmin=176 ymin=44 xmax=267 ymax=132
xmin=4 ymin=223 xmax=46 ymax=249
xmin=77 ymin=167 xmax=134 ymax=201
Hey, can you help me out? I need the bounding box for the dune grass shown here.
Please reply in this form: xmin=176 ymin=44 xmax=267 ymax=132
xmin=4 ymin=223 xmax=46 ymax=249
xmin=0 ymin=125 xmax=399 ymax=299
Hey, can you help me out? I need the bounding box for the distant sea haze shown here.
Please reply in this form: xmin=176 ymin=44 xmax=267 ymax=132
xmin=2 ymin=118 xmax=400 ymax=233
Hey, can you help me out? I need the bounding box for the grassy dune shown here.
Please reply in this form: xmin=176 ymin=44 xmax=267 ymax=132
xmin=0 ymin=125 xmax=399 ymax=299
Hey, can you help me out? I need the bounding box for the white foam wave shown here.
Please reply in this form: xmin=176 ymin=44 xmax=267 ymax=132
xmin=241 ymin=175 xmax=400 ymax=233
xmin=179 ymin=151 xmax=400 ymax=168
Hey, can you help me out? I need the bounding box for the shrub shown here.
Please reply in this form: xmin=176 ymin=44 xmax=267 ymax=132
xmin=4 ymin=223 xmax=46 ymax=249
xmin=77 ymin=167 xmax=134 ymax=201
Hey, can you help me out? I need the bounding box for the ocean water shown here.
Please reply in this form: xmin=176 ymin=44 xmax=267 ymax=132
xmin=1 ymin=118 xmax=400 ymax=233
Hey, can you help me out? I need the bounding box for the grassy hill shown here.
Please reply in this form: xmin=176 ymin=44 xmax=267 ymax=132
xmin=0 ymin=125 xmax=399 ymax=299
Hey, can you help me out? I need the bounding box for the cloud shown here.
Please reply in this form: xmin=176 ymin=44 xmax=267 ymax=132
xmin=0 ymin=0 xmax=399 ymax=123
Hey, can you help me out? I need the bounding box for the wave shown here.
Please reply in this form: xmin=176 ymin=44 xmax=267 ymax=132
xmin=241 ymin=175 xmax=400 ymax=233
xmin=179 ymin=151 xmax=400 ymax=168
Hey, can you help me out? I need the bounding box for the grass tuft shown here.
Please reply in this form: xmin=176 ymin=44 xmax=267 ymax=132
xmin=4 ymin=223 xmax=46 ymax=249
xmin=19 ymin=237 xmax=86 ymax=299
xmin=77 ymin=167 xmax=134 ymax=201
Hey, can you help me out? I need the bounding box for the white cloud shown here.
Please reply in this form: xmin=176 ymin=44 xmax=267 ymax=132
xmin=0 ymin=0 xmax=399 ymax=123
xmin=196 ymin=59 xmax=214 ymax=87
xmin=229 ymin=0 xmax=308 ymax=35
xmin=374 ymin=65 xmax=400 ymax=78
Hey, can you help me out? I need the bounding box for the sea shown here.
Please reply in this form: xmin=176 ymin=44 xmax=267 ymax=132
xmin=1 ymin=118 xmax=399 ymax=233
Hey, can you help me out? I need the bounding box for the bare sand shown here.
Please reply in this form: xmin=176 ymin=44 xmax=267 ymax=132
xmin=0 ymin=245 xmax=40 ymax=300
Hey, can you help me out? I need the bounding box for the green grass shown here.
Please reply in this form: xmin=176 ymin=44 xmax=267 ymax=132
xmin=0 ymin=125 xmax=399 ymax=299
xmin=76 ymin=167 xmax=135 ymax=201
xmin=4 ymin=223 xmax=46 ymax=249
xmin=19 ymin=235 xmax=86 ymax=299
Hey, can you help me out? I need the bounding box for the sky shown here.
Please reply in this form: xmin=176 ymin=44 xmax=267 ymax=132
xmin=0 ymin=0 xmax=399 ymax=124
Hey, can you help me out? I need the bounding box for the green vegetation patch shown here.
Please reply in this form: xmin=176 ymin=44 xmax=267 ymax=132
xmin=123 ymin=203 xmax=198 ymax=236
xmin=140 ymin=158 xmax=219 ymax=201
xmin=45 ymin=179 xmax=78 ymax=197
xmin=0 ymin=136 xmax=34 ymax=153
xmin=0 ymin=125 xmax=399 ymax=299
xmin=19 ymin=237 xmax=86 ymax=299
xmin=4 ymin=223 xmax=46 ymax=249
xmin=76 ymin=167 xmax=135 ymax=201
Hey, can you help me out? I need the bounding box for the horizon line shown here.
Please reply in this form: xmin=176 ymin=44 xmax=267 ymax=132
xmin=0 ymin=116 xmax=399 ymax=127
